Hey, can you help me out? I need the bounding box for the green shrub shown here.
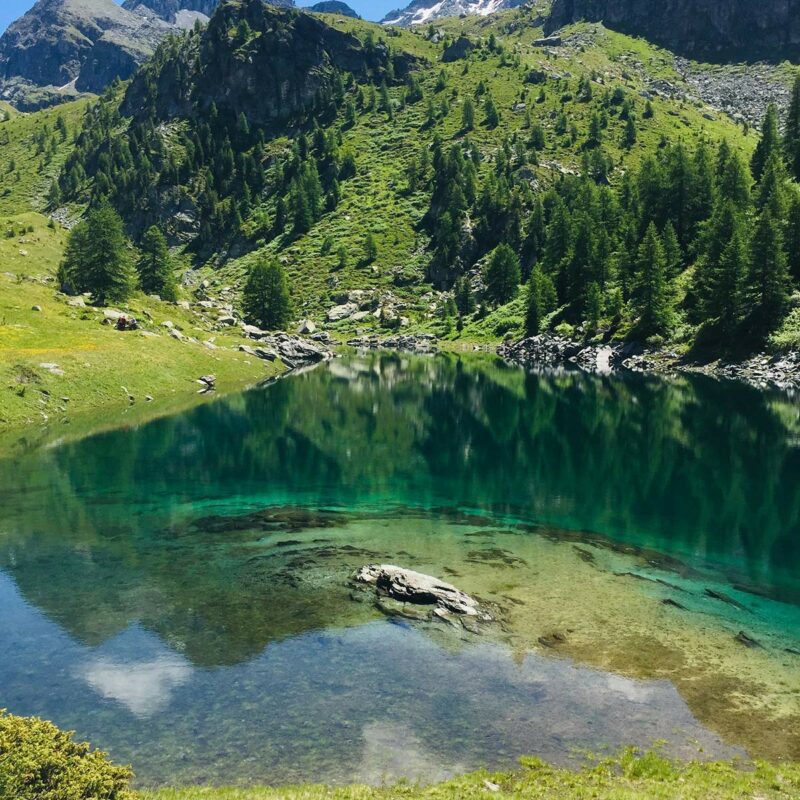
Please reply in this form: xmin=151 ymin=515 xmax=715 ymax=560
xmin=0 ymin=710 xmax=133 ymax=800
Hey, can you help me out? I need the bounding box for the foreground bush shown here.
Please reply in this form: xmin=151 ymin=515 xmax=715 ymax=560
xmin=0 ymin=710 xmax=133 ymax=800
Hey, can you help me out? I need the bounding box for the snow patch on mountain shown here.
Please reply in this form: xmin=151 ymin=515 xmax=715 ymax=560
xmin=382 ymin=0 xmax=522 ymax=27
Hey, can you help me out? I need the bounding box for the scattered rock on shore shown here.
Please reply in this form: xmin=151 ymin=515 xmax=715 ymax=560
xmin=498 ymin=334 xmax=800 ymax=392
xmin=347 ymin=333 xmax=438 ymax=353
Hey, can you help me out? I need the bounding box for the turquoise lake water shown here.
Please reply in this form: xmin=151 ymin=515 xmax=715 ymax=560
xmin=0 ymin=352 xmax=798 ymax=785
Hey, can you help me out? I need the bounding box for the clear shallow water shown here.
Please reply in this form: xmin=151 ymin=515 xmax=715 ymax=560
xmin=0 ymin=352 xmax=799 ymax=785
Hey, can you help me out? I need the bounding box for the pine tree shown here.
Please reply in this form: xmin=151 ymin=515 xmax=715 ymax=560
xmin=484 ymin=95 xmax=500 ymax=128
xmin=454 ymin=275 xmax=476 ymax=316
xmin=273 ymin=196 xmax=287 ymax=234
xmin=524 ymin=263 xmax=557 ymax=335
xmin=750 ymin=209 xmax=790 ymax=330
xmin=542 ymin=196 xmax=572 ymax=272
xmin=662 ymin=221 xmax=682 ymax=278
xmin=336 ymin=245 xmax=348 ymax=270
xmin=633 ymin=223 xmax=673 ymax=337
xmin=623 ymin=115 xmax=637 ymax=148
xmin=717 ymin=147 xmax=751 ymax=208
xmin=711 ymin=220 xmax=748 ymax=335
xmin=137 ymin=226 xmax=177 ymax=302
xmin=755 ymin=151 xmax=789 ymax=219
xmin=363 ymin=232 xmax=378 ymax=263
xmin=484 ymin=243 xmax=520 ymax=305
xmin=462 ymin=97 xmax=475 ymax=131
xmin=585 ymin=281 xmax=603 ymax=329
xmin=379 ymin=82 xmax=393 ymax=119
xmin=242 ymin=258 xmax=292 ymax=330
xmin=751 ymin=103 xmax=780 ymax=181
xmin=784 ymin=73 xmax=800 ymax=180
xmin=785 ymin=188 xmax=800 ymax=281
xmin=58 ymin=203 xmax=134 ymax=305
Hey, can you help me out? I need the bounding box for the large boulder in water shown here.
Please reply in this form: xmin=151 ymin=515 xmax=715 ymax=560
xmin=355 ymin=564 xmax=490 ymax=619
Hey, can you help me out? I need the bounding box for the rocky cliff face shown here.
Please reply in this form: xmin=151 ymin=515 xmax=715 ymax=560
xmin=122 ymin=1 xmax=416 ymax=127
xmin=121 ymin=0 xmax=222 ymax=23
xmin=121 ymin=0 xmax=294 ymax=24
xmin=545 ymin=0 xmax=800 ymax=61
xmin=0 ymin=0 xmax=170 ymax=109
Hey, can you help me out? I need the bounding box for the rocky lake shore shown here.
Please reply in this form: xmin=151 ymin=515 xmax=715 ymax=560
xmin=498 ymin=335 xmax=800 ymax=393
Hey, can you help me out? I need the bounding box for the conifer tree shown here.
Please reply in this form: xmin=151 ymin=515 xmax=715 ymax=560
xmin=462 ymin=97 xmax=475 ymax=131
xmin=454 ymin=275 xmax=476 ymax=316
xmin=242 ymin=258 xmax=292 ymax=330
xmin=484 ymin=243 xmax=520 ymax=305
xmin=585 ymin=281 xmax=603 ymax=329
xmin=542 ymin=196 xmax=572 ymax=272
xmin=750 ymin=209 xmax=790 ymax=330
xmin=58 ymin=203 xmax=134 ymax=305
xmin=751 ymin=103 xmax=780 ymax=181
xmin=784 ymin=73 xmax=800 ymax=180
xmin=717 ymin=147 xmax=751 ymax=208
xmin=484 ymin=95 xmax=500 ymax=128
xmin=703 ymin=209 xmax=749 ymax=335
xmin=712 ymin=221 xmax=748 ymax=335
xmin=785 ymin=188 xmax=800 ymax=281
xmin=137 ymin=226 xmax=177 ymax=302
xmin=525 ymin=263 xmax=557 ymax=335
xmin=662 ymin=221 xmax=682 ymax=278
xmin=364 ymin=232 xmax=378 ymax=263
xmin=755 ymin=151 xmax=789 ymax=219
xmin=623 ymin=115 xmax=637 ymax=148
xmin=633 ymin=223 xmax=672 ymax=337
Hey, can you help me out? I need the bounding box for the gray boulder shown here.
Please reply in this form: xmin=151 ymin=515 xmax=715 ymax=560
xmin=355 ymin=564 xmax=491 ymax=619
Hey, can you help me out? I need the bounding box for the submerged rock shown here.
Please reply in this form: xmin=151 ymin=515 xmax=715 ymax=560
xmin=354 ymin=564 xmax=491 ymax=620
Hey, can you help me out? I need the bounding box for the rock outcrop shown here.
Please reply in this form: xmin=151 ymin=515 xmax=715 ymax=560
xmin=121 ymin=0 xmax=223 ymax=23
xmin=240 ymin=328 xmax=333 ymax=369
xmin=545 ymin=0 xmax=800 ymax=62
xmin=122 ymin=1 xmax=417 ymax=128
xmin=355 ymin=564 xmax=491 ymax=620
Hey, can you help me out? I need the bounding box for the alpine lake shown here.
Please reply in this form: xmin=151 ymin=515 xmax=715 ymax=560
xmin=1 ymin=351 xmax=799 ymax=788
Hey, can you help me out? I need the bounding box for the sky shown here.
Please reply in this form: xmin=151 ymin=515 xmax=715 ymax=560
xmin=0 ymin=0 xmax=399 ymax=34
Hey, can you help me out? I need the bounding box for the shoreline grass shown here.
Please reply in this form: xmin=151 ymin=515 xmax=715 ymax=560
xmin=138 ymin=751 xmax=800 ymax=800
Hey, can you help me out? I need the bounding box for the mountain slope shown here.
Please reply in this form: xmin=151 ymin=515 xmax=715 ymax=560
xmin=121 ymin=0 xmax=294 ymax=23
xmin=545 ymin=0 xmax=800 ymax=61
xmin=381 ymin=0 xmax=523 ymax=27
xmin=55 ymin=2 xmax=759 ymax=340
xmin=0 ymin=0 xmax=173 ymax=110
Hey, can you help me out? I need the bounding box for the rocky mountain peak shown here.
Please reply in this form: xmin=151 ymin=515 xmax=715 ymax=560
xmin=381 ymin=0 xmax=523 ymax=27
xmin=0 ymin=0 xmax=171 ymax=108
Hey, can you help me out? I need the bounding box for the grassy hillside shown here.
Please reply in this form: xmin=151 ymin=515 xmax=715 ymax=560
xmin=210 ymin=10 xmax=757 ymax=340
xmin=56 ymin=2 xmax=762 ymax=346
xmin=0 ymin=102 xmax=282 ymax=451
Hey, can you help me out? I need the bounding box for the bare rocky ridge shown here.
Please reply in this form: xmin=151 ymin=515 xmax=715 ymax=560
xmin=546 ymin=0 xmax=800 ymax=62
